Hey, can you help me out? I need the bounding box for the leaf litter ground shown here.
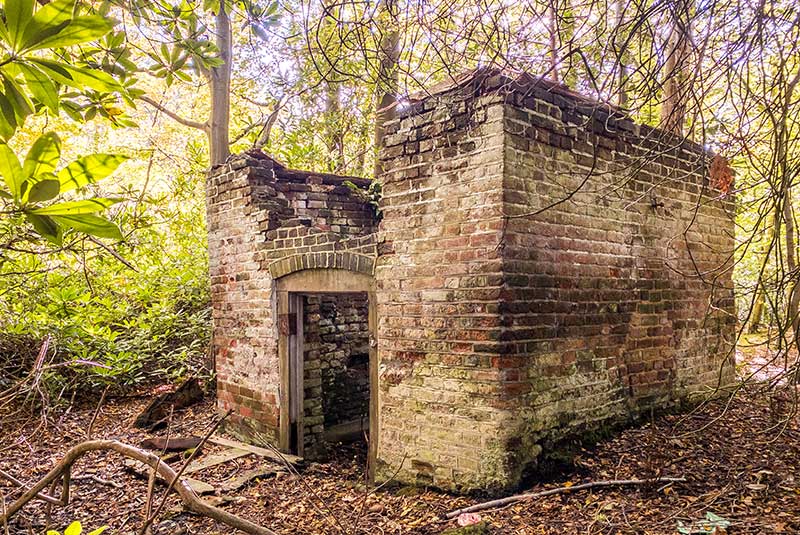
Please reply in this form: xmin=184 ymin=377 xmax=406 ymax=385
xmin=2 ymin=351 xmax=799 ymax=534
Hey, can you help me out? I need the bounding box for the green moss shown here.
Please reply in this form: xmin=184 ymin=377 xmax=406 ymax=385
xmin=395 ymin=485 xmax=424 ymax=497
xmin=442 ymin=521 xmax=490 ymax=534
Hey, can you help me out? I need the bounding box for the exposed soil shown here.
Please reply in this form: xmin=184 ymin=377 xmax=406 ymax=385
xmin=2 ymin=350 xmax=800 ymax=534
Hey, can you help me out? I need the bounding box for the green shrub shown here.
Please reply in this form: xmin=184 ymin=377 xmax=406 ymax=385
xmin=0 ymin=169 xmax=211 ymax=405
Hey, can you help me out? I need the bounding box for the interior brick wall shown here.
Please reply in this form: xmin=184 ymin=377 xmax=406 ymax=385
xmin=302 ymin=293 xmax=370 ymax=457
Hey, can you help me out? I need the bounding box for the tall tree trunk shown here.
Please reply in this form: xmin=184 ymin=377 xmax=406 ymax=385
xmin=548 ymin=2 xmax=559 ymax=82
xmin=749 ymin=285 xmax=766 ymax=334
xmin=209 ymin=2 xmax=232 ymax=166
xmin=784 ymin=189 xmax=799 ymax=344
xmin=750 ymin=217 xmax=778 ymax=334
xmin=321 ymin=3 xmax=345 ymax=173
xmin=561 ymin=0 xmax=577 ymax=87
xmin=354 ymin=123 xmax=369 ymax=177
xmin=660 ymin=0 xmax=691 ymax=136
xmin=775 ymin=68 xmax=800 ymax=349
xmin=325 ymin=81 xmax=344 ymax=173
xmin=615 ymin=0 xmax=628 ymax=107
xmin=372 ymin=0 xmax=400 ymax=179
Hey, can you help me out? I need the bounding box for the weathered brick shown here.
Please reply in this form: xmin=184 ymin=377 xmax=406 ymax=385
xmin=207 ymin=69 xmax=735 ymax=495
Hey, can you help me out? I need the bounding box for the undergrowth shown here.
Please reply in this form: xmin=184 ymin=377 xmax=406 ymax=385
xmin=0 ymin=168 xmax=211 ymax=408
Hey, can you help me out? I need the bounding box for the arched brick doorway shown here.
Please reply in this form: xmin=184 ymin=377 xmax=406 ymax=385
xmin=274 ymin=266 xmax=377 ymax=475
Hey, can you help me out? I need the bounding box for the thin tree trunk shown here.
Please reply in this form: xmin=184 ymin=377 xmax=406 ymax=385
xmin=355 ymin=134 xmax=368 ymax=177
xmin=548 ymin=3 xmax=559 ymax=82
xmin=254 ymin=106 xmax=281 ymax=150
xmin=615 ymin=0 xmax=628 ymax=107
xmin=776 ymin=67 xmax=800 ymax=346
xmin=373 ymin=0 xmax=400 ymax=179
xmin=783 ymin=189 xmax=799 ymax=342
xmin=209 ymin=1 xmax=232 ymax=166
xmin=561 ymin=0 xmax=577 ymax=87
xmin=325 ymin=82 xmax=345 ymax=173
xmin=320 ymin=2 xmax=345 ymax=173
xmin=750 ymin=214 xmax=778 ymax=334
xmin=660 ymin=0 xmax=692 ymax=136
xmin=749 ymin=285 xmax=766 ymax=334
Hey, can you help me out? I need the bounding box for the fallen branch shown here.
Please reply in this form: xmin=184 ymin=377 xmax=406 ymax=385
xmin=445 ymin=476 xmax=686 ymax=518
xmin=0 ymin=440 xmax=278 ymax=535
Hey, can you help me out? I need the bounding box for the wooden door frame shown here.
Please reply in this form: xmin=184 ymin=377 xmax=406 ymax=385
xmin=276 ymin=268 xmax=377 ymax=479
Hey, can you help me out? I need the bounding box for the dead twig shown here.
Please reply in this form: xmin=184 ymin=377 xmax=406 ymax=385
xmin=71 ymin=474 xmax=124 ymax=489
xmin=0 ymin=469 xmax=62 ymax=505
xmin=445 ymin=476 xmax=687 ymax=518
xmin=142 ymin=466 xmax=157 ymax=535
xmin=86 ymin=385 xmax=109 ymax=439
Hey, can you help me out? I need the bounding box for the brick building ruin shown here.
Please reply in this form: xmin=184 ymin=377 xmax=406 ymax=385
xmin=206 ymin=69 xmax=736 ymax=493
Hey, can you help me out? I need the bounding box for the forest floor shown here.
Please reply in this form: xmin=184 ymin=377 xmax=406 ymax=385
xmin=3 ymin=340 xmax=800 ymax=534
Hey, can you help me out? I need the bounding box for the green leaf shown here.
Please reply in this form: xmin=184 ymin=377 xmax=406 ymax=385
xmin=31 ymin=197 xmax=122 ymax=215
xmin=58 ymin=154 xmax=128 ymax=192
xmin=51 ymin=213 xmax=123 ymax=240
xmin=63 ymin=64 xmax=122 ymax=93
xmin=27 ymin=178 xmax=60 ymax=202
xmin=23 ymin=16 xmax=113 ymax=52
xmin=31 ymin=0 xmax=75 ymax=26
xmin=20 ymin=0 xmax=75 ymax=48
xmin=3 ymin=74 xmax=34 ymax=123
xmin=64 ymin=520 xmax=83 ymax=535
xmin=0 ymin=91 xmax=19 ymax=140
xmin=0 ymin=18 xmax=11 ymax=47
xmin=32 ymin=60 xmax=122 ymax=93
xmin=23 ymin=132 xmax=61 ymax=180
xmin=4 ymin=0 xmax=34 ymax=50
xmin=0 ymin=143 xmax=23 ymax=198
xmin=26 ymin=213 xmax=62 ymax=244
xmin=18 ymin=63 xmax=59 ymax=112
xmin=27 ymin=60 xmax=73 ymax=87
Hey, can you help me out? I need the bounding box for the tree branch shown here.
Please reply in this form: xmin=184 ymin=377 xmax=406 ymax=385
xmin=0 ymin=439 xmax=278 ymax=535
xmin=139 ymin=96 xmax=210 ymax=132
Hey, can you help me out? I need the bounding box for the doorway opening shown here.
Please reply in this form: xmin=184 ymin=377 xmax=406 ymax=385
xmin=277 ymin=268 xmax=377 ymax=472
xmin=293 ymin=292 xmax=370 ymax=458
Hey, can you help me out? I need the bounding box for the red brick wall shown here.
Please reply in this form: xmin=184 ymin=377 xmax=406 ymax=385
xmin=498 ymin=77 xmax=735 ymax=468
xmin=373 ymin=71 xmax=735 ymax=492
xmin=375 ymin=87 xmax=514 ymax=491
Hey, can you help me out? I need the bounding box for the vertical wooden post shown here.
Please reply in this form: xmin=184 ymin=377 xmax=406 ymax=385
xmin=367 ymin=290 xmax=379 ymax=482
xmin=278 ymin=291 xmax=290 ymax=452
